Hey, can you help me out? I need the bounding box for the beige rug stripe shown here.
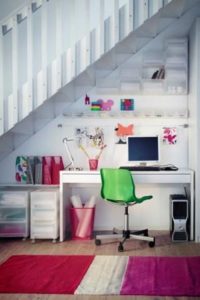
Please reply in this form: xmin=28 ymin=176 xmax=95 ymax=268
xmin=75 ymin=255 xmax=128 ymax=295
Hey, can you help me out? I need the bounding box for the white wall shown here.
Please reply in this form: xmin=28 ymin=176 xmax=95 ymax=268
xmin=188 ymin=18 xmax=200 ymax=242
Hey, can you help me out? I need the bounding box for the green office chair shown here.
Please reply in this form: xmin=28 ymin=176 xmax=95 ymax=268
xmin=95 ymin=168 xmax=155 ymax=252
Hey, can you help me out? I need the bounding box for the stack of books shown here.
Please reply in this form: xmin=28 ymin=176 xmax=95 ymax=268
xmin=152 ymin=66 xmax=165 ymax=79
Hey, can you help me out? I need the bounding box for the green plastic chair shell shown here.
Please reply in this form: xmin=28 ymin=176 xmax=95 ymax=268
xmin=100 ymin=168 xmax=153 ymax=205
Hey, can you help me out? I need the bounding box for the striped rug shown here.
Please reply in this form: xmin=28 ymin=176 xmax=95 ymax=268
xmin=0 ymin=255 xmax=200 ymax=296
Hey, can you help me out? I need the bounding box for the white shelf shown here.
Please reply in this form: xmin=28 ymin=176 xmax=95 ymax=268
xmin=93 ymin=39 xmax=188 ymax=96
xmin=118 ymin=38 xmax=188 ymax=95
xmin=142 ymin=79 xmax=164 ymax=93
xmin=120 ymin=81 xmax=141 ymax=93
xmin=0 ymin=184 xmax=59 ymax=188
xmin=63 ymin=110 xmax=188 ymax=120
xmin=165 ymin=38 xmax=188 ymax=94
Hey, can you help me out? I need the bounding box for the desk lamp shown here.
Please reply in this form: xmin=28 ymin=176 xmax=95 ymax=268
xmin=63 ymin=137 xmax=75 ymax=169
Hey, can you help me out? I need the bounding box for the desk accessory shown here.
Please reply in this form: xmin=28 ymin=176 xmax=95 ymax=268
xmin=79 ymin=144 xmax=106 ymax=170
xmin=63 ymin=137 xmax=80 ymax=170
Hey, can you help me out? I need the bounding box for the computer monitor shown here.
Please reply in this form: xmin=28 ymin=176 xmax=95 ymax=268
xmin=127 ymin=135 xmax=160 ymax=165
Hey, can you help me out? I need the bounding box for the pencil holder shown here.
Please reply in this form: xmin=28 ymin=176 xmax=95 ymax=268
xmin=89 ymin=159 xmax=98 ymax=170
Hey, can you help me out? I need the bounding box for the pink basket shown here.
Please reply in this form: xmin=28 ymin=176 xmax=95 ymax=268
xmin=70 ymin=207 xmax=95 ymax=240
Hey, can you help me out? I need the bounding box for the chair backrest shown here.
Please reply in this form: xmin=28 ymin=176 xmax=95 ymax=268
xmin=100 ymin=168 xmax=136 ymax=203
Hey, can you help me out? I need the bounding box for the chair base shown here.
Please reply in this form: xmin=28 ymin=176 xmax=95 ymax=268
xmin=95 ymin=228 xmax=155 ymax=252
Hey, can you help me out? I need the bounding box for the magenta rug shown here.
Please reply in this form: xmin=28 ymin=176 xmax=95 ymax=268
xmin=0 ymin=255 xmax=200 ymax=296
xmin=121 ymin=256 xmax=200 ymax=296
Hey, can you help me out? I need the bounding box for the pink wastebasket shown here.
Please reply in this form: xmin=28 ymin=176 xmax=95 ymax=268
xmin=70 ymin=207 xmax=95 ymax=240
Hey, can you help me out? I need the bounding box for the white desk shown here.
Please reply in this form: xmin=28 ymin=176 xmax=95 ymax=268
xmin=60 ymin=169 xmax=194 ymax=242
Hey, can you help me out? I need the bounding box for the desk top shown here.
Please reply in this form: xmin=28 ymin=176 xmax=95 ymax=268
xmin=60 ymin=168 xmax=193 ymax=175
xmin=60 ymin=168 xmax=194 ymax=184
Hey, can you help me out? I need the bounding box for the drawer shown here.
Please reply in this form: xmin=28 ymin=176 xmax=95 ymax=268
xmin=31 ymin=210 xmax=55 ymax=221
xmin=31 ymin=219 xmax=56 ymax=226
xmin=31 ymin=225 xmax=57 ymax=236
xmin=31 ymin=232 xmax=58 ymax=239
xmin=0 ymin=191 xmax=28 ymax=207
xmin=31 ymin=190 xmax=58 ymax=202
xmin=31 ymin=200 xmax=56 ymax=209
xmin=0 ymin=207 xmax=26 ymax=221
xmin=0 ymin=223 xmax=27 ymax=236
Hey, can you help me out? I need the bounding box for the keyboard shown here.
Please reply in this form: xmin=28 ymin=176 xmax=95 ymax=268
xmin=119 ymin=166 xmax=161 ymax=171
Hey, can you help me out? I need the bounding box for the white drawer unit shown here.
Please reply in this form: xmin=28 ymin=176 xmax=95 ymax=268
xmin=30 ymin=189 xmax=59 ymax=242
xmin=0 ymin=191 xmax=29 ymax=238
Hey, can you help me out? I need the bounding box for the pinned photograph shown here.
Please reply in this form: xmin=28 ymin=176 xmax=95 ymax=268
xmin=163 ymin=127 xmax=177 ymax=145
xmin=120 ymin=99 xmax=134 ymax=111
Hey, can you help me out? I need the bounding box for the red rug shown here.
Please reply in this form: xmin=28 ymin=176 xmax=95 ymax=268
xmin=0 ymin=255 xmax=94 ymax=294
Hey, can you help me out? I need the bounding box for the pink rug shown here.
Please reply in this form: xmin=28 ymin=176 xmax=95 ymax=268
xmin=121 ymin=256 xmax=200 ymax=296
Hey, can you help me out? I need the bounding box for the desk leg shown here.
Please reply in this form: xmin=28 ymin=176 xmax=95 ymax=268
xmin=190 ymin=172 xmax=194 ymax=241
xmin=60 ymin=181 xmax=71 ymax=242
xmin=184 ymin=172 xmax=194 ymax=241
xmin=60 ymin=178 xmax=64 ymax=242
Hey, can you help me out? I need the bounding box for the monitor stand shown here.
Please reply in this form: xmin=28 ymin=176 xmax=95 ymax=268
xmin=139 ymin=162 xmax=147 ymax=166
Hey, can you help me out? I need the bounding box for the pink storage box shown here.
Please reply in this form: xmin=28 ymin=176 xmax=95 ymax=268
xmin=70 ymin=207 xmax=95 ymax=240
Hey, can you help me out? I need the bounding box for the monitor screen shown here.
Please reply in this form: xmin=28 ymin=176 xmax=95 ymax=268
xmin=128 ymin=136 xmax=159 ymax=164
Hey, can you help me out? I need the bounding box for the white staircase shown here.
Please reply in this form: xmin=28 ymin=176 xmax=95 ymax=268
xmin=0 ymin=0 xmax=200 ymax=161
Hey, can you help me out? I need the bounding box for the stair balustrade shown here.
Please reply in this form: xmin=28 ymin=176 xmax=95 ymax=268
xmin=0 ymin=0 xmax=172 ymax=135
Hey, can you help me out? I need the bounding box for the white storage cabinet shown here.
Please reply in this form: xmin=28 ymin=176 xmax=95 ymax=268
xmin=30 ymin=189 xmax=59 ymax=242
xmin=117 ymin=38 xmax=188 ymax=95
xmin=0 ymin=191 xmax=29 ymax=238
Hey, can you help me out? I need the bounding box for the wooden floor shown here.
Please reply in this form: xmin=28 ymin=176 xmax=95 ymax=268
xmin=0 ymin=231 xmax=200 ymax=300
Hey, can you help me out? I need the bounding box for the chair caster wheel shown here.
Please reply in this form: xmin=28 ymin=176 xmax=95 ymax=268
xmin=149 ymin=238 xmax=155 ymax=248
xmin=95 ymin=239 xmax=101 ymax=246
xmin=118 ymin=243 xmax=124 ymax=252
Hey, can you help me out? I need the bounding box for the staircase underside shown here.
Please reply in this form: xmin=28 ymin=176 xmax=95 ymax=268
xmin=0 ymin=0 xmax=200 ymax=161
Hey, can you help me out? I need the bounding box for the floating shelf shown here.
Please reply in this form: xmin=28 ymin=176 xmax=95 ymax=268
xmin=63 ymin=111 xmax=188 ymax=120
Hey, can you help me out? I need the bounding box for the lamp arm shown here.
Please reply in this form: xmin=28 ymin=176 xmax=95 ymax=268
xmin=63 ymin=137 xmax=75 ymax=169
